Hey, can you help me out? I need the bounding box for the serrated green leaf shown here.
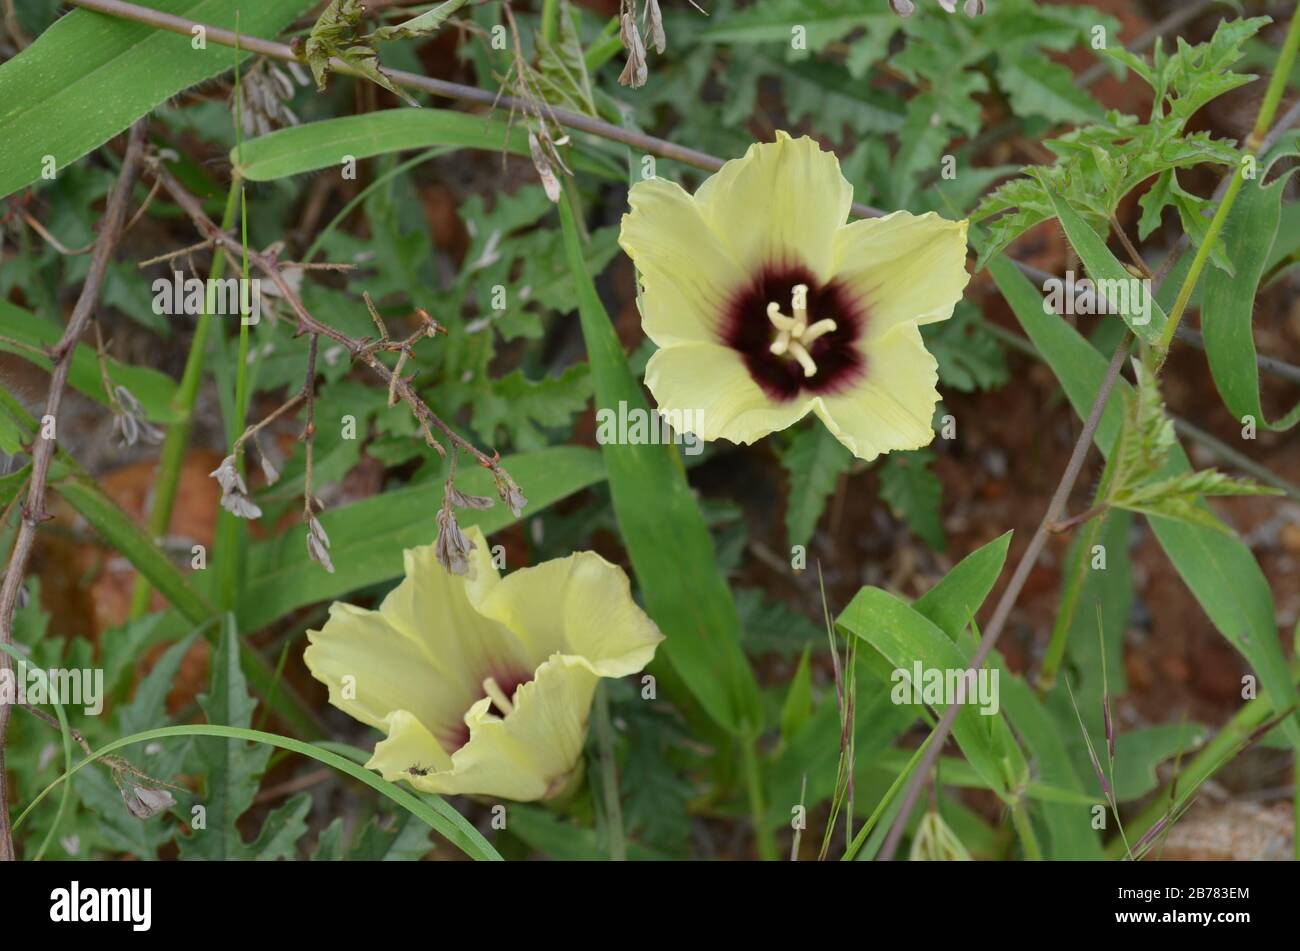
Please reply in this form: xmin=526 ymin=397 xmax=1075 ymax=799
xmin=473 ymin=365 xmax=592 ymax=451
xmin=780 ymin=423 xmax=853 ymax=550
xmin=178 ymin=621 xmax=272 ymax=860
xmin=533 ymin=0 xmax=596 ymax=116
xmin=248 ymin=793 xmax=312 ymax=860
xmin=878 ymin=449 xmax=945 ymax=550
xmin=996 ymin=54 xmax=1100 ymax=125
xmin=367 ymin=0 xmax=468 ymax=43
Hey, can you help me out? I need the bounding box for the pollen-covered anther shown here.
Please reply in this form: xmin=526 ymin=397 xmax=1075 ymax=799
xmin=765 ymin=283 xmax=837 ymax=377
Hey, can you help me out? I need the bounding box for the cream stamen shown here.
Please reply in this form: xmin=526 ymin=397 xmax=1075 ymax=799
xmin=482 ymin=676 xmax=516 ymax=716
xmin=765 ymin=284 xmax=837 ymax=377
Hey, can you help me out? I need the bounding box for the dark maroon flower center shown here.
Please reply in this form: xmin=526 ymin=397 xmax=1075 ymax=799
xmin=719 ymin=263 xmax=868 ymax=402
xmin=440 ymin=668 xmax=533 ymax=754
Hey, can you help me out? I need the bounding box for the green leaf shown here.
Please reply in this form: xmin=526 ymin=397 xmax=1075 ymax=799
xmin=835 ymin=587 xmax=1022 ymax=797
xmin=0 ymin=299 xmax=178 ymax=422
xmin=779 ymin=423 xmax=853 ymax=550
xmin=560 ymin=197 xmax=761 ymax=735
xmin=18 ymin=727 xmax=502 ymax=861
xmin=912 ymin=530 xmax=1012 ymax=641
xmin=0 ymin=413 xmax=22 ymax=455
xmin=1202 ymin=169 xmax=1300 ymax=431
xmin=231 ymin=109 xmax=617 ymax=182
xmin=347 ymin=812 xmax=433 ymax=860
xmin=974 ymin=117 xmax=1239 ymax=268
xmin=1137 ymin=169 xmax=1232 ymax=272
xmin=1046 ymin=189 xmax=1168 ymax=344
xmin=239 ymin=446 xmax=606 ymax=632
xmin=247 ymin=793 xmax=313 ymax=860
xmin=878 ymin=449 xmax=945 ymax=550
xmin=304 ymin=0 xmax=422 ymax=106
xmin=996 ymin=54 xmax=1101 ymax=125
xmin=1107 ymin=363 xmax=1279 ymax=532
xmin=994 ymin=674 xmax=1102 ymax=858
xmin=367 ymin=0 xmax=468 ymax=43
xmin=178 ymin=620 xmax=275 ymax=860
xmin=507 ymin=805 xmax=669 ymax=860
xmin=53 ymin=477 xmax=212 ymax=624
xmin=779 ymin=644 xmax=815 ymax=745
xmin=533 ymin=0 xmax=597 ymax=117
xmin=697 ymin=0 xmax=881 ymax=54
xmin=924 ymin=303 xmax=1009 ymax=393
xmin=735 ymin=587 xmax=824 ymax=657
xmin=987 ymin=251 xmax=1300 ymax=751
xmin=772 ymin=58 xmax=906 ymax=139
xmin=1108 ymin=17 xmax=1269 ymax=125
xmin=472 ymin=365 xmax=592 ymax=451
xmin=0 ymin=0 xmax=318 ymax=200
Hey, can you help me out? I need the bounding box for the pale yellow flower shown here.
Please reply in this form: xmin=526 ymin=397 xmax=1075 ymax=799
xmin=304 ymin=527 xmax=663 ymax=801
xmin=618 ymin=131 xmax=971 ymax=461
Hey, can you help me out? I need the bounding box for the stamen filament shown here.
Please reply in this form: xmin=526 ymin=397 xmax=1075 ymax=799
xmin=765 ymin=284 xmax=832 ymax=377
xmin=482 ymin=676 xmax=516 ymax=717
xmin=787 ymin=340 xmax=818 ymax=377
xmin=801 ymin=318 xmax=838 ymax=345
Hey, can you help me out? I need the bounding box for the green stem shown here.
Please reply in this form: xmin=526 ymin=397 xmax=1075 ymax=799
xmin=213 ymin=184 xmax=252 ymax=611
xmin=592 ymin=681 xmax=626 ymax=861
xmin=1157 ymin=4 xmax=1300 ymax=358
xmin=742 ymin=735 xmax=777 ymax=861
xmin=1250 ymin=7 xmax=1300 ymax=151
xmin=1156 ymin=170 xmax=1244 ymax=356
xmin=1010 ymin=796 xmax=1043 ymax=860
xmin=128 ymin=179 xmax=241 ymax=619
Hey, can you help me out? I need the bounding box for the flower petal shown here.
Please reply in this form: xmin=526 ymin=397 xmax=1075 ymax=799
xmin=380 ymin=530 xmax=540 ymax=690
xmin=810 ymin=323 xmax=941 ymax=461
xmin=366 ymin=709 xmax=452 ymax=780
xmin=830 ymin=211 xmax=970 ymax=341
xmin=694 ymin=130 xmax=853 ymax=280
xmin=303 ymin=603 xmax=466 ymax=745
xmin=468 ymin=550 xmax=663 ymax=677
xmin=619 ymin=177 xmax=745 ymax=346
xmin=645 ymin=342 xmax=813 ymax=445
xmin=401 ymin=655 xmax=596 ymax=801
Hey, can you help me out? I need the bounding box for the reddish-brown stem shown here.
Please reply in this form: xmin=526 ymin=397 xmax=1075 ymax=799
xmin=0 ymin=121 xmax=148 ymax=862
